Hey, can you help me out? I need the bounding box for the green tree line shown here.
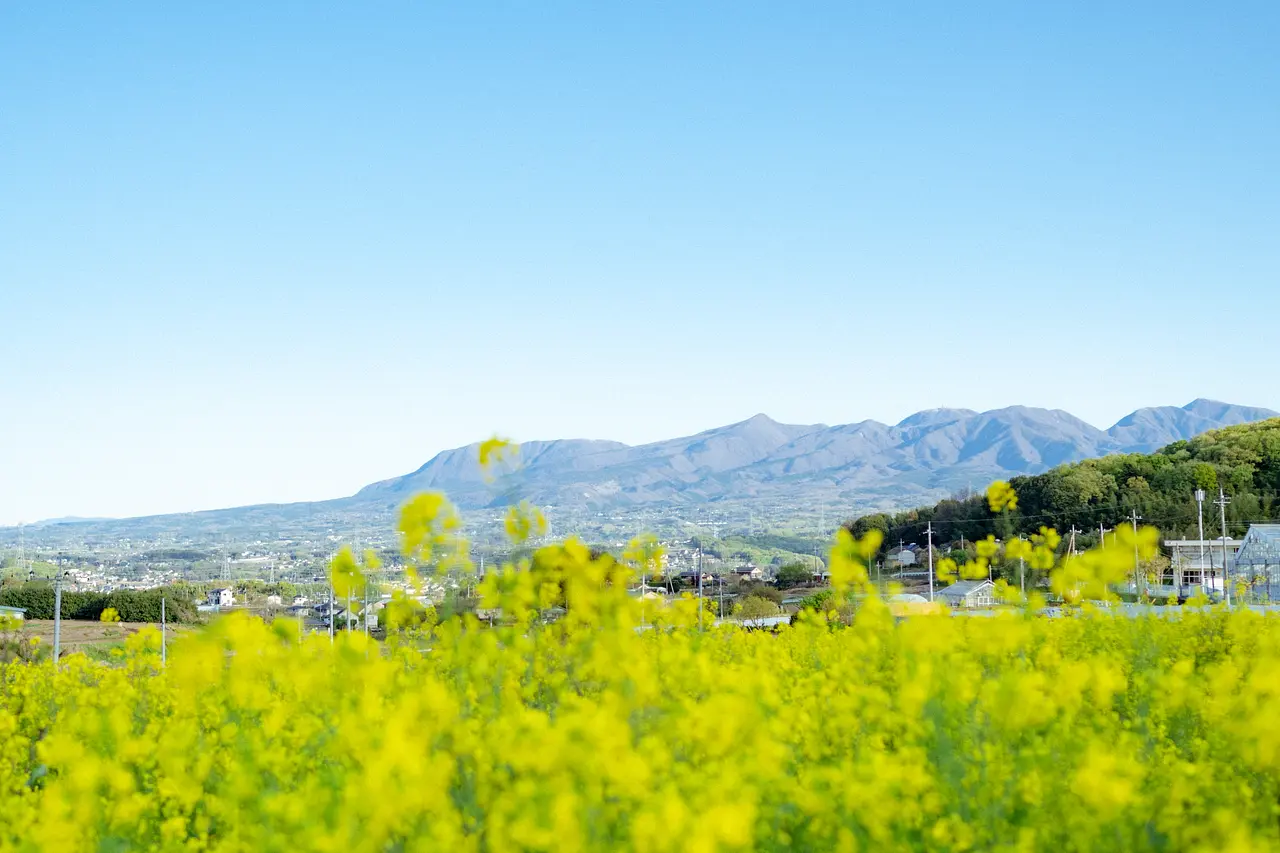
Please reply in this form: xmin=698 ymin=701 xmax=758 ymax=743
xmin=0 ymin=584 xmax=198 ymax=622
xmin=847 ymin=418 xmax=1280 ymax=553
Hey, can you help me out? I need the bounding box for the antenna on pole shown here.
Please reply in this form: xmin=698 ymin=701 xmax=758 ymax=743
xmin=1195 ymin=489 xmax=1208 ymax=594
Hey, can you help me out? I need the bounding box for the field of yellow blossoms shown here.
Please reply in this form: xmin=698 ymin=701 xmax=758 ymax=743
xmin=2 ymin=482 xmax=1280 ymax=852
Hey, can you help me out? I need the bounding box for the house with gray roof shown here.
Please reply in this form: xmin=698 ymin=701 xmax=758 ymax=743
xmin=936 ymin=579 xmax=996 ymax=609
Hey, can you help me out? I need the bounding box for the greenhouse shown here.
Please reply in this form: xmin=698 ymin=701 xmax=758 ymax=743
xmin=1233 ymin=524 xmax=1280 ymax=601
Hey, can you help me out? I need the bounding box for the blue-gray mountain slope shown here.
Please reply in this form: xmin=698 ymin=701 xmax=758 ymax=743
xmin=351 ymin=399 xmax=1278 ymax=511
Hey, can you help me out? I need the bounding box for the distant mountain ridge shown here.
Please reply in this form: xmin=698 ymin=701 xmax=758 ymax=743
xmin=351 ymin=399 xmax=1279 ymax=512
xmin=17 ymin=399 xmax=1276 ymax=540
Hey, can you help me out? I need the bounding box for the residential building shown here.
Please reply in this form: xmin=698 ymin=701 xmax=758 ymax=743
xmin=207 ymin=588 xmax=234 ymax=608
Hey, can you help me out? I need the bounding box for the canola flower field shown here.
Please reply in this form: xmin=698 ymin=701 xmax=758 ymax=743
xmin=3 ymin=481 xmax=1280 ymax=852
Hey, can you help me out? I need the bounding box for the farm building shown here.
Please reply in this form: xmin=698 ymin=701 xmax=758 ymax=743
xmin=886 ymin=593 xmax=941 ymax=616
xmin=937 ymin=579 xmax=996 ymax=609
xmin=0 ymin=605 xmax=26 ymax=622
xmin=1164 ymin=539 xmax=1242 ymax=593
xmin=1234 ymin=524 xmax=1280 ymax=600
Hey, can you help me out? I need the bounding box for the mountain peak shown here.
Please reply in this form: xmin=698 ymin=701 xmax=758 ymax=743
xmin=895 ymin=408 xmax=978 ymax=429
xmin=704 ymin=413 xmax=824 ymax=438
xmin=1181 ymin=399 xmax=1279 ymax=423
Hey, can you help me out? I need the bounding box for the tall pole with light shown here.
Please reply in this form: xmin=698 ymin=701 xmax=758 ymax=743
xmin=1195 ymin=489 xmax=1208 ymax=592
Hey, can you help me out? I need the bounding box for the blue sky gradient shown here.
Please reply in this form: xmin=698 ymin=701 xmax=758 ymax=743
xmin=3 ymin=3 xmax=1278 ymax=522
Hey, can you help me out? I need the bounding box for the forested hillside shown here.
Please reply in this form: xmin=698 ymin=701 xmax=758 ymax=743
xmin=847 ymin=418 xmax=1280 ymax=551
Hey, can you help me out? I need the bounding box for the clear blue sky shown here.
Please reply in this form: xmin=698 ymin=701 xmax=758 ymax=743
xmin=2 ymin=2 xmax=1278 ymax=524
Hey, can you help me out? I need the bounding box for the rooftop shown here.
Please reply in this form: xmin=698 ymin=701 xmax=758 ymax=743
xmin=937 ymin=580 xmax=993 ymax=598
xmin=1236 ymin=525 xmax=1280 ymax=568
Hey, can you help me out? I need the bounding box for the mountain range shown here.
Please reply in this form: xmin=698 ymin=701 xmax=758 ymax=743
xmin=14 ymin=399 xmax=1277 ymax=542
xmin=353 ymin=399 xmax=1279 ymax=513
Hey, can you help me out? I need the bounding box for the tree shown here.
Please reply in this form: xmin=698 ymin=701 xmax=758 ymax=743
xmin=735 ymin=595 xmax=780 ymax=625
xmin=774 ymin=562 xmax=813 ymax=589
xmin=739 ymin=582 xmax=783 ymax=605
xmin=845 ymin=418 xmax=1280 ymax=548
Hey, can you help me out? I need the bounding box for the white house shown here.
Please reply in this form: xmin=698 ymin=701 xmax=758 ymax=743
xmin=265 ymin=594 xmax=283 ymax=607
xmin=937 ymin=579 xmax=996 ymax=609
xmin=208 ymin=588 xmax=235 ymax=608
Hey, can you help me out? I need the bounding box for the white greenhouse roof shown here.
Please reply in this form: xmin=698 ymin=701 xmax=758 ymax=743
xmin=1235 ymin=525 xmax=1280 ymax=568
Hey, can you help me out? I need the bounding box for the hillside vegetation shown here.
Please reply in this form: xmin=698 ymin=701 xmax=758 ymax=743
xmin=848 ymin=418 xmax=1280 ymax=550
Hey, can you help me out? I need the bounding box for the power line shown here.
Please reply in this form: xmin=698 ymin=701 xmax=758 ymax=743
xmin=848 ymin=500 xmax=1280 ymax=536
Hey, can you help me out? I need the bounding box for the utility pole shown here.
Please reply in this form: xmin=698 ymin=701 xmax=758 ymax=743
xmin=1216 ymin=488 xmax=1232 ymax=608
xmin=697 ymin=546 xmax=704 ymax=629
xmin=639 ymin=567 xmax=648 ymax=629
xmin=926 ymin=522 xmax=935 ymax=603
xmin=54 ymin=572 xmax=64 ymax=664
xmin=328 ymin=585 xmax=335 ymax=644
xmin=1130 ymin=510 xmax=1143 ymax=600
xmin=1195 ymin=489 xmax=1208 ymax=593
xmin=1018 ymin=534 xmax=1026 ymax=598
